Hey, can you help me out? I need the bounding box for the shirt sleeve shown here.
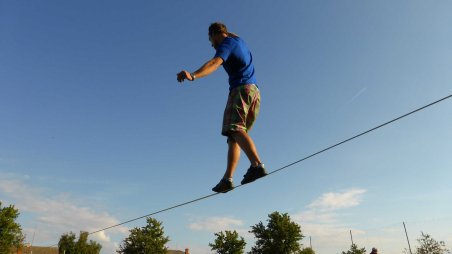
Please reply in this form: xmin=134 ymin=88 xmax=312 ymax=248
xmin=214 ymin=38 xmax=234 ymax=62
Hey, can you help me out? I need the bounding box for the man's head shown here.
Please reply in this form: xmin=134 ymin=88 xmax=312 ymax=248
xmin=208 ymin=22 xmax=228 ymax=49
xmin=370 ymin=248 xmax=378 ymax=254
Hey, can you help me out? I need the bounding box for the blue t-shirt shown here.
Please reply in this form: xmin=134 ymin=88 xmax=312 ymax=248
xmin=214 ymin=37 xmax=257 ymax=91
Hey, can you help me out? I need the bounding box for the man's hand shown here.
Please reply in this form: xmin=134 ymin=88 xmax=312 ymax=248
xmin=177 ymin=70 xmax=193 ymax=83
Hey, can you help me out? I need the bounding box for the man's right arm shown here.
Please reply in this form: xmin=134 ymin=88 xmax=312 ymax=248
xmin=177 ymin=57 xmax=223 ymax=83
xmin=192 ymin=57 xmax=224 ymax=79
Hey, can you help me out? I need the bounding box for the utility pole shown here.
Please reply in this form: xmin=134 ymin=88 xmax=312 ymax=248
xmin=310 ymin=236 xmax=312 ymax=249
xmin=31 ymin=231 xmax=35 ymax=254
xmin=403 ymin=222 xmax=413 ymax=254
xmin=350 ymin=230 xmax=354 ymax=245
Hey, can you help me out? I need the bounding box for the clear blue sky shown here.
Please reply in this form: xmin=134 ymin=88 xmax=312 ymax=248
xmin=1 ymin=1 xmax=451 ymax=253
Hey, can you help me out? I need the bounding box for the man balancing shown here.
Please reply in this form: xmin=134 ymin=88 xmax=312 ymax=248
xmin=177 ymin=22 xmax=267 ymax=193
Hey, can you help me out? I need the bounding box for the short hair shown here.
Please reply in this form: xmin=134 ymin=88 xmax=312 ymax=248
xmin=209 ymin=22 xmax=228 ymax=36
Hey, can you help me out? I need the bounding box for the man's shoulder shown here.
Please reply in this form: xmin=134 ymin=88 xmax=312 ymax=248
xmin=217 ymin=37 xmax=238 ymax=53
xmin=223 ymin=36 xmax=245 ymax=46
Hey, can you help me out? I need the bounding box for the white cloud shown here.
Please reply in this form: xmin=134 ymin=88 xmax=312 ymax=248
xmin=188 ymin=215 xmax=254 ymax=241
xmin=295 ymin=210 xmax=336 ymax=224
xmin=91 ymin=231 xmax=111 ymax=242
xmin=291 ymin=188 xmax=368 ymax=251
xmin=189 ymin=216 xmax=243 ymax=232
xmin=307 ymin=188 xmax=367 ymax=211
xmin=0 ymin=173 xmax=128 ymax=254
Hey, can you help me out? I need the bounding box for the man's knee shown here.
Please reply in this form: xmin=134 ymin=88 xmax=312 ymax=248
xmin=227 ymin=136 xmax=236 ymax=144
xmin=227 ymin=132 xmax=241 ymax=144
xmin=228 ymin=131 xmax=249 ymax=143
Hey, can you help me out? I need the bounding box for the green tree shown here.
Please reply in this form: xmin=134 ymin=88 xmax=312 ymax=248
xmin=299 ymin=247 xmax=315 ymax=254
xmin=0 ymin=202 xmax=25 ymax=254
xmin=209 ymin=230 xmax=246 ymax=254
xmin=117 ymin=217 xmax=169 ymax=254
xmin=341 ymin=243 xmax=366 ymax=254
xmin=58 ymin=232 xmax=76 ymax=254
xmin=58 ymin=231 xmax=101 ymax=254
xmin=249 ymin=211 xmax=304 ymax=254
xmin=413 ymin=232 xmax=450 ymax=254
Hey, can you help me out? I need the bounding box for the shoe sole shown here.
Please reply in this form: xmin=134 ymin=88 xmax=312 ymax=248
xmin=212 ymin=186 xmax=234 ymax=193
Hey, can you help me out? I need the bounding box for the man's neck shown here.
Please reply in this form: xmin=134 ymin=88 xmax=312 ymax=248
xmin=218 ymin=33 xmax=228 ymax=44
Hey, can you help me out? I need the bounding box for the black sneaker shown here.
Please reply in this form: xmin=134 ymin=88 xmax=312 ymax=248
xmin=212 ymin=178 xmax=234 ymax=193
xmin=241 ymin=164 xmax=268 ymax=185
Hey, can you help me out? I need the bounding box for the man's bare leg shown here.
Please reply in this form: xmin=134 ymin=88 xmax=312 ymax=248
xmin=231 ymin=131 xmax=262 ymax=167
xmin=224 ymin=138 xmax=240 ymax=179
xmin=212 ymin=138 xmax=240 ymax=193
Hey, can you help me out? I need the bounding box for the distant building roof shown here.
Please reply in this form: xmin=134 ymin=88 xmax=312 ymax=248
xmin=167 ymin=250 xmax=185 ymax=254
xmin=10 ymin=246 xmax=58 ymax=254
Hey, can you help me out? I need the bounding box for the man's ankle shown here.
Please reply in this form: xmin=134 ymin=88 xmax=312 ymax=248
xmin=251 ymin=162 xmax=263 ymax=168
xmin=223 ymin=177 xmax=233 ymax=182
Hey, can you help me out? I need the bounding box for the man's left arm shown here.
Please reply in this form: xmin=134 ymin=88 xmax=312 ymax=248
xmin=177 ymin=57 xmax=223 ymax=83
